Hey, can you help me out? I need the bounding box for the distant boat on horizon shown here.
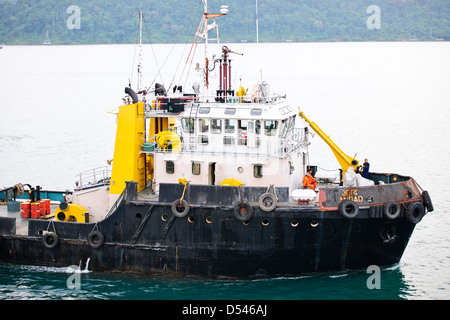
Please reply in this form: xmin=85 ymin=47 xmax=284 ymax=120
xmin=43 ymin=30 xmax=51 ymax=45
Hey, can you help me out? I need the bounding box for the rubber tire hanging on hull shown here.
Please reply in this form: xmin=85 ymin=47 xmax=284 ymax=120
xmin=422 ymin=191 xmax=434 ymax=212
xmin=42 ymin=232 xmax=59 ymax=249
xmin=338 ymin=200 xmax=359 ymax=218
xmin=87 ymin=231 xmax=104 ymax=249
xmin=258 ymin=193 xmax=277 ymax=212
xmin=233 ymin=202 xmax=253 ymax=221
xmin=406 ymin=201 xmax=425 ymax=224
xmin=171 ymin=199 xmax=190 ymax=218
xmin=384 ymin=201 xmax=401 ymax=220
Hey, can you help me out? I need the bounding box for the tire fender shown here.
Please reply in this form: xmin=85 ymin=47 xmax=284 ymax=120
xmin=233 ymin=202 xmax=254 ymax=221
xmin=42 ymin=232 xmax=59 ymax=249
xmin=384 ymin=201 xmax=401 ymax=220
xmin=258 ymin=192 xmax=277 ymax=212
xmin=338 ymin=200 xmax=359 ymax=219
xmin=406 ymin=202 xmax=425 ymax=224
xmin=87 ymin=230 xmax=104 ymax=249
xmin=171 ymin=199 xmax=190 ymax=218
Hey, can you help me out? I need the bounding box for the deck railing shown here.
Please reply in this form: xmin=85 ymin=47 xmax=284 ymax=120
xmin=143 ymin=128 xmax=307 ymax=158
xmin=75 ymin=166 xmax=111 ymax=189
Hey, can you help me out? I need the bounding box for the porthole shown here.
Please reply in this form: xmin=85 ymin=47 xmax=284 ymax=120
xmin=136 ymin=212 xmax=142 ymax=219
xmin=206 ymin=216 xmax=213 ymax=224
xmin=262 ymin=219 xmax=269 ymax=226
xmin=188 ymin=216 xmax=195 ymax=223
xmin=310 ymin=221 xmax=319 ymax=228
xmin=161 ymin=214 xmax=168 ymax=221
xmin=291 ymin=220 xmax=298 ymax=227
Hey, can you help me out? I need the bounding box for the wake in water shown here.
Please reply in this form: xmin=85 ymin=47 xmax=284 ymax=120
xmin=66 ymin=258 xmax=91 ymax=274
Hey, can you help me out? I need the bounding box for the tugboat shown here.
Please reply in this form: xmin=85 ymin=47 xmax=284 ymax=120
xmin=0 ymin=3 xmax=433 ymax=278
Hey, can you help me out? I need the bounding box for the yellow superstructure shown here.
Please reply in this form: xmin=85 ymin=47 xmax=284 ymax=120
xmin=110 ymin=101 xmax=147 ymax=195
xmin=298 ymin=108 xmax=359 ymax=173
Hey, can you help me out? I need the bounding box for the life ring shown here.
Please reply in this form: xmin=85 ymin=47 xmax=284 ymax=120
xmin=42 ymin=232 xmax=59 ymax=249
xmin=233 ymin=202 xmax=253 ymax=221
xmin=87 ymin=230 xmax=104 ymax=249
xmin=338 ymin=200 xmax=359 ymax=219
xmin=258 ymin=192 xmax=277 ymax=212
xmin=406 ymin=202 xmax=425 ymax=224
xmin=171 ymin=199 xmax=190 ymax=218
xmin=422 ymin=191 xmax=434 ymax=212
xmin=384 ymin=201 xmax=401 ymax=220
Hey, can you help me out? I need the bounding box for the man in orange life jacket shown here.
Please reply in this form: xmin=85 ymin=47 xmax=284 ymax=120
xmin=303 ymin=169 xmax=317 ymax=190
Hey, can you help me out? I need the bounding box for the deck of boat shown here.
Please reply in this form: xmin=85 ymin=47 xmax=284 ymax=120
xmin=0 ymin=202 xmax=60 ymax=236
xmin=1 ymin=181 xmax=339 ymax=237
xmin=135 ymin=182 xmax=338 ymax=208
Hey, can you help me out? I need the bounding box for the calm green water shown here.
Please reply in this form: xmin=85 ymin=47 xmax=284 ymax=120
xmin=0 ymin=262 xmax=411 ymax=300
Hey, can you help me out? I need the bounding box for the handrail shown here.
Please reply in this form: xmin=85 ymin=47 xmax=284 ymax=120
xmin=104 ymin=189 xmax=125 ymax=219
xmin=142 ymin=128 xmax=307 ymax=158
xmin=75 ymin=166 xmax=111 ymax=188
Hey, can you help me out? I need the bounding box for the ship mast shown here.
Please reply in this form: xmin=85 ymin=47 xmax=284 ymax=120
xmin=137 ymin=9 xmax=143 ymax=92
xmin=203 ymin=0 xmax=209 ymax=96
xmin=200 ymin=0 xmax=228 ymax=100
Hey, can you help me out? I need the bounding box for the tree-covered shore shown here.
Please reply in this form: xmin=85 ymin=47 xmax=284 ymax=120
xmin=1 ymin=0 xmax=449 ymax=45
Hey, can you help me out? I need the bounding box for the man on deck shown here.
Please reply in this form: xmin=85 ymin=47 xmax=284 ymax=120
xmin=303 ymin=169 xmax=317 ymax=190
xmin=361 ymin=158 xmax=370 ymax=179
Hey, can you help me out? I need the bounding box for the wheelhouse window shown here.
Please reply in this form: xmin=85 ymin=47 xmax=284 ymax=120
xmin=238 ymin=120 xmax=248 ymax=145
xmin=211 ymin=119 xmax=221 ymax=134
xmin=166 ymin=161 xmax=175 ymax=174
xmin=287 ymin=116 xmax=295 ymax=132
xmin=279 ymin=119 xmax=288 ymax=138
xmin=255 ymin=120 xmax=261 ymax=134
xmin=238 ymin=120 xmax=248 ymax=131
xmin=199 ymin=119 xmax=209 ymax=133
xmin=225 ymin=119 xmax=235 ymax=133
xmin=264 ymin=120 xmax=278 ymax=136
xmin=181 ymin=118 xmax=194 ymax=133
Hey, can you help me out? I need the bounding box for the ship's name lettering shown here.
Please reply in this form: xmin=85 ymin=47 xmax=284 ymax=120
xmin=340 ymin=189 xmax=364 ymax=202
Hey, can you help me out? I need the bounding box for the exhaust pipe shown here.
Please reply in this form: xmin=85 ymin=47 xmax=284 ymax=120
xmin=125 ymin=87 xmax=138 ymax=103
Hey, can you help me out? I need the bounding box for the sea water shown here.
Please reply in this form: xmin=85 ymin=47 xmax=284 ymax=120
xmin=0 ymin=42 xmax=449 ymax=300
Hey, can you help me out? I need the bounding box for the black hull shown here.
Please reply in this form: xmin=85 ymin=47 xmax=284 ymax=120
xmin=1 ymin=217 xmax=414 ymax=278
xmin=0 ymin=180 xmax=427 ymax=278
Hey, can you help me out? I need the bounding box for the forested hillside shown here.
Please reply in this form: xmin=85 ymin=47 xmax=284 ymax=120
xmin=1 ymin=0 xmax=449 ymax=45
